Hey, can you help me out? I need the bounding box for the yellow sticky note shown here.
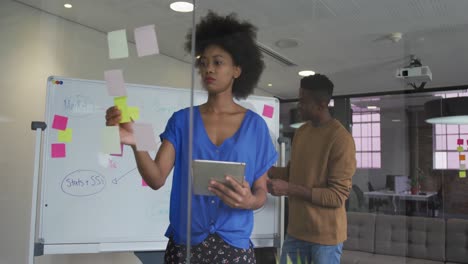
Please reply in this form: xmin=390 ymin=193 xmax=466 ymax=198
xmin=101 ymin=126 xmax=121 ymax=154
xmin=107 ymin=29 xmax=129 ymax=59
xmin=114 ymin=96 xmax=131 ymax=123
xmin=114 ymin=96 xmax=127 ymax=107
xmin=57 ymin=128 xmax=73 ymax=142
xmin=128 ymin=106 xmax=140 ymax=121
xmin=459 ymin=171 xmax=466 ymax=178
xmin=457 ymin=146 xmax=464 ymax=152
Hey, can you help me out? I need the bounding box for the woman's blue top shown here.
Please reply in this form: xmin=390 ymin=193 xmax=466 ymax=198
xmin=159 ymin=106 xmax=278 ymax=249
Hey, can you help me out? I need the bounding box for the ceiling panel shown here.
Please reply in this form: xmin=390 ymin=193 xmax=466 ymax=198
xmin=13 ymin=0 xmax=468 ymax=99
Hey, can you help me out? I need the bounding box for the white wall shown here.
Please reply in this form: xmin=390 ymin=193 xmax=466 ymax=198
xmin=0 ymin=1 xmax=195 ymax=263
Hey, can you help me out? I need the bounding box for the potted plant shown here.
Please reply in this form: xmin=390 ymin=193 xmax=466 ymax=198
xmin=410 ymin=168 xmax=426 ymax=195
xmin=410 ymin=176 xmax=420 ymax=194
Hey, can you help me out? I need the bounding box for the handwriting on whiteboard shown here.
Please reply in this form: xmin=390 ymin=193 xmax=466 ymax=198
xmin=61 ymin=170 xmax=106 ymax=196
xmin=63 ymin=94 xmax=95 ymax=117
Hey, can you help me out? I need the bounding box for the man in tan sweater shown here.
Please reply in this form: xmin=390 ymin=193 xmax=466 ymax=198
xmin=268 ymin=74 xmax=356 ymax=264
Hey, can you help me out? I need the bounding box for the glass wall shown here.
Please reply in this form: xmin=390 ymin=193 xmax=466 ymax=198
xmin=346 ymin=90 xmax=468 ymax=217
xmin=342 ymin=90 xmax=468 ymax=264
xmin=272 ymin=1 xmax=468 ymax=263
xmin=2 ymin=1 xmax=468 ymax=264
xmin=0 ymin=0 xmax=193 ymax=263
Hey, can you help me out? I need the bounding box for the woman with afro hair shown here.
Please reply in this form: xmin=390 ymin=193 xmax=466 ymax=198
xmin=106 ymin=11 xmax=277 ymax=263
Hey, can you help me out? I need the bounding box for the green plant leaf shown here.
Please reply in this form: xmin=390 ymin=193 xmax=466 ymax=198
xmin=297 ymin=250 xmax=302 ymax=264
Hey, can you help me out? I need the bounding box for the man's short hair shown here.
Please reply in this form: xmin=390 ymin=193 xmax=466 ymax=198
xmin=300 ymin=74 xmax=334 ymax=104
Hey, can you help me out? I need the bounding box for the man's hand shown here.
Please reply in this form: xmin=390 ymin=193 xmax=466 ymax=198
xmin=208 ymin=176 xmax=254 ymax=209
xmin=267 ymin=178 xmax=289 ymax=196
xmin=267 ymin=167 xmax=275 ymax=178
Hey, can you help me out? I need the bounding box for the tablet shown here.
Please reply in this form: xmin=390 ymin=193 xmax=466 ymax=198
xmin=191 ymin=159 xmax=246 ymax=196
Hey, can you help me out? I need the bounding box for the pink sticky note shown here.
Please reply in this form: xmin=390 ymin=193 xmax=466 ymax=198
xmin=51 ymin=143 xmax=66 ymax=158
xmin=458 ymin=139 xmax=463 ymax=145
xmin=134 ymin=123 xmax=157 ymax=151
xmin=52 ymin=115 xmax=68 ymax=130
xmin=134 ymin=24 xmax=159 ymax=57
xmin=262 ymin=105 xmax=274 ymax=118
xmin=142 ymin=179 xmax=149 ymax=187
xmin=110 ymin=144 xmax=124 ymax=157
xmin=104 ymin=69 xmax=127 ymax=96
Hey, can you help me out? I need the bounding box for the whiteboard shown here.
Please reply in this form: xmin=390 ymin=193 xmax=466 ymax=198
xmin=38 ymin=76 xmax=281 ymax=254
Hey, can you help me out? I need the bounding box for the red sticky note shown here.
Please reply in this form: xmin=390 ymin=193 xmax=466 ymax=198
xmin=460 ymin=154 xmax=466 ymax=161
xmin=110 ymin=144 xmax=124 ymax=157
xmin=52 ymin=115 xmax=68 ymax=130
xmin=51 ymin=143 xmax=66 ymax=158
xmin=142 ymin=179 xmax=148 ymax=187
xmin=458 ymin=139 xmax=463 ymax=145
xmin=262 ymin=105 xmax=274 ymax=118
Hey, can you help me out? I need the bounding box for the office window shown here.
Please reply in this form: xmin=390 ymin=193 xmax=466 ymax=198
xmin=433 ymin=92 xmax=468 ymax=169
xmin=433 ymin=124 xmax=468 ymax=169
xmin=352 ymin=111 xmax=381 ymax=168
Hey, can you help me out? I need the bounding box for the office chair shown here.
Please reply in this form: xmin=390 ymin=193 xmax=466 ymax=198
xmin=345 ymin=185 xmax=365 ymax=211
xmin=352 ymin=185 xmax=365 ymax=209
xmin=428 ymin=185 xmax=443 ymax=217
xmin=368 ymin=182 xmax=388 ymax=212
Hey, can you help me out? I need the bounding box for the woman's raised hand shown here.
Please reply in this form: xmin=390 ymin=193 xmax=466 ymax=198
xmin=105 ymin=106 xmax=136 ymax=146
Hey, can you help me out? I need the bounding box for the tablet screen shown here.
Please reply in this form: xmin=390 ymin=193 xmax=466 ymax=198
xmin=191 ymin=159 xmax=246 ymax=196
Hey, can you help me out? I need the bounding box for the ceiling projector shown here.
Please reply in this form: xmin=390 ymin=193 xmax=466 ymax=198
xmin=395 ymin=65 xmax=432 ymax=82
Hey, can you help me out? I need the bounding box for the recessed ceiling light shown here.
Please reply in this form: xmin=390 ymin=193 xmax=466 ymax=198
xmin=64 ymin=3 xmax=72 ymax=8
xmin=298 ymin=70 xmax=315 ymax=77
xmin=392 ymin=119 xmax=401 ymax=122
xmin=367 ymin=106 xmax=377 ymax=109
xmin=268 ymin=83 xmax=272 ymax=87
xmin=170 ymin=1 xmax=193 ymax=12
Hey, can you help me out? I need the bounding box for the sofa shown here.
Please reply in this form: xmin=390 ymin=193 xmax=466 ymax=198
xmin=342 ymin=212 xmax=468 ymax=264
